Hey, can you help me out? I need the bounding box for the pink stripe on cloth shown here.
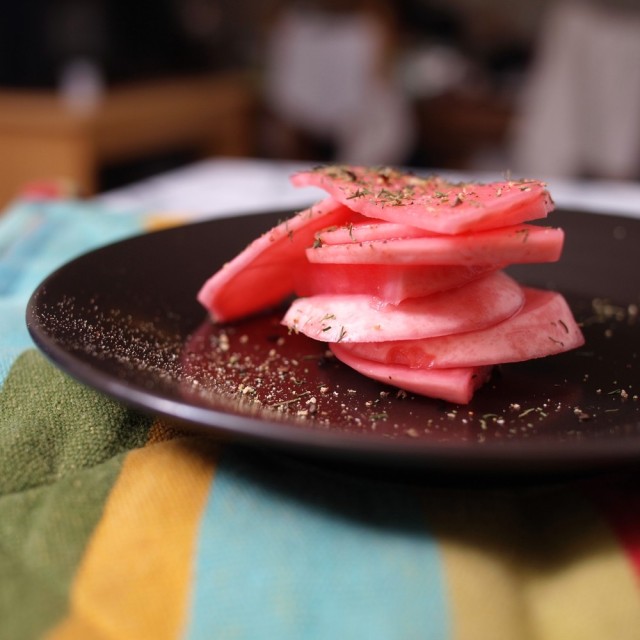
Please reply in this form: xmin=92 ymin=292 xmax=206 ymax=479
xmin=586 ymin=476 xmax=640 ymax=582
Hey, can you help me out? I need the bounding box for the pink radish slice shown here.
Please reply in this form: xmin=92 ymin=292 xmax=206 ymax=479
xmin=316 ymin=220 xmax=435 ymax=244
xmin=338 ymin=288 xmax=585 ymax=369
xmin=293 ymin=262 xmax=500 ymax=304
xmin=282 ymin=271 xmax=524 ymax=343
xmin=306 ymin=224 xmax=564 ymax=266
xmin=330 ymin=343 xmax=492 ymax=404
xmin=292 ymin=166 xmax=554 ymax=235
xmin=197 ymin=198 xmax=352 ymax=322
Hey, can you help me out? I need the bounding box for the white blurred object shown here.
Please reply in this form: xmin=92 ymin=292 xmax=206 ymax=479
xmin=263 ymin=8 xmax=414 ymax=165
xmin=95 ymin=158 xmax=323 ymax=218
xmin=58 ymin=57 xmax=105 ymax=113
xmin=400 ymin=45 xmax=469 ymax=99
xmin=511 ymin=2 xmax=640 ymax=179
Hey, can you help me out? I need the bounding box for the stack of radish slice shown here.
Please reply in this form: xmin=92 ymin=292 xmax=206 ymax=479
xmin=198 ymin=166 xmax=585 ymax=404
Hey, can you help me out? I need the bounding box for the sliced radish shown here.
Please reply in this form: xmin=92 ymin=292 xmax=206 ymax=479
xmin=292 ymin=166 xmax=554 ymax=235
xmin=293 ymin=262 xmax=500 ymax=304
xmin=196 ymin=165 xmax=583 ymax=404
xmin=282 ymin=271 xmax=524 ymax=343
xmin=338 ymin=288 xmax=585 ymax=368
xmin=307 ymin=224 xmax=564 ymax=265
xmin=330 ymin=343 xmax=492 ymax=404
xmin=198 ymin=198 xmax=352 ymax=322
xmin=316 ymin=220 xmax=434 ymax=244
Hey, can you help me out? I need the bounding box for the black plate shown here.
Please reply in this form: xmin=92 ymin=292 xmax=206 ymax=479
xmin=26 ymin=208 xmax=640 ymax=475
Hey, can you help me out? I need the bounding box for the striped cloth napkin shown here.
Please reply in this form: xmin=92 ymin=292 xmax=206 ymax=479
xmin=2 ymin=197 xmax=640 ymax=640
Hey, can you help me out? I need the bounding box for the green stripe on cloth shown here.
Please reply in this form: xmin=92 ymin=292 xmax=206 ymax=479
xmin=0 ymin=349 xmax=153 ymax=640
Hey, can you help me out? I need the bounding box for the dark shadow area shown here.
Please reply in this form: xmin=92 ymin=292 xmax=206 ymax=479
xmin=2 ymin=2 xmax=640 ymax=197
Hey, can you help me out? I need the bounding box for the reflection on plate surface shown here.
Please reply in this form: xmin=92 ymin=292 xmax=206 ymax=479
xmin=26 ymin=209 xmax=640 ymax=474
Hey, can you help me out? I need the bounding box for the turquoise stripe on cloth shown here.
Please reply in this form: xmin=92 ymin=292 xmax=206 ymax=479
xmin=0 ymin=200 xmax=144 ymax=384
xmin=186 ymin=450 xmax=450 ymax=640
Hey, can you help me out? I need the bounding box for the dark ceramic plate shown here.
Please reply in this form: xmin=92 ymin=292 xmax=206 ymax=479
xmin=26 ymin=209 xmax=640 ymax=475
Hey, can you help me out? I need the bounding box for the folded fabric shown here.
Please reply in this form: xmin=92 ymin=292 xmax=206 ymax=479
xmin=511 ymin=2 xmax=640 ymax=180
xmin=263 ymin=8 xmax=414 ymax=165
xmin=1 ymin=199 xmax=640 ymax=640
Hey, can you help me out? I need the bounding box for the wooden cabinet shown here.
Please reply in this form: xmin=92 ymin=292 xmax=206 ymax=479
xmin=0 ymin=73 xmax=256 ymax=207
xmin=414 ymin=91 xmax=513 ymax=170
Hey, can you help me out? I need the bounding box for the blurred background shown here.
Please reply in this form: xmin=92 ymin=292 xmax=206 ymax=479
xmin=1 ymin=0 xmax=640 ymax=207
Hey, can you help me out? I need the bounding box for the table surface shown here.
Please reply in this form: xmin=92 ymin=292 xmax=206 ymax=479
xmin=95 ymin=157 xmax=640 ymax=221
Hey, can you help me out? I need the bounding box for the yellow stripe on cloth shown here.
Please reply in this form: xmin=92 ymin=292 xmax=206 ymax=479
xmin=49 ymin=436 xmax=218 ymax=640
xmin=145 ymin=418 xmax=184 ymax=445
xmin=144 ymin=214 xmax=191 ymax=232
xmin=425 ymin=487 xmax=640 ymax=640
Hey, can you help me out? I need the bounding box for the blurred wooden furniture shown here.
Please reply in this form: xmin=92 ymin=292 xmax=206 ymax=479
xmin=0 ymin=73 xmax=256 ymax=207
xmin=415 ymin=91 xmax=513 ymax=169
